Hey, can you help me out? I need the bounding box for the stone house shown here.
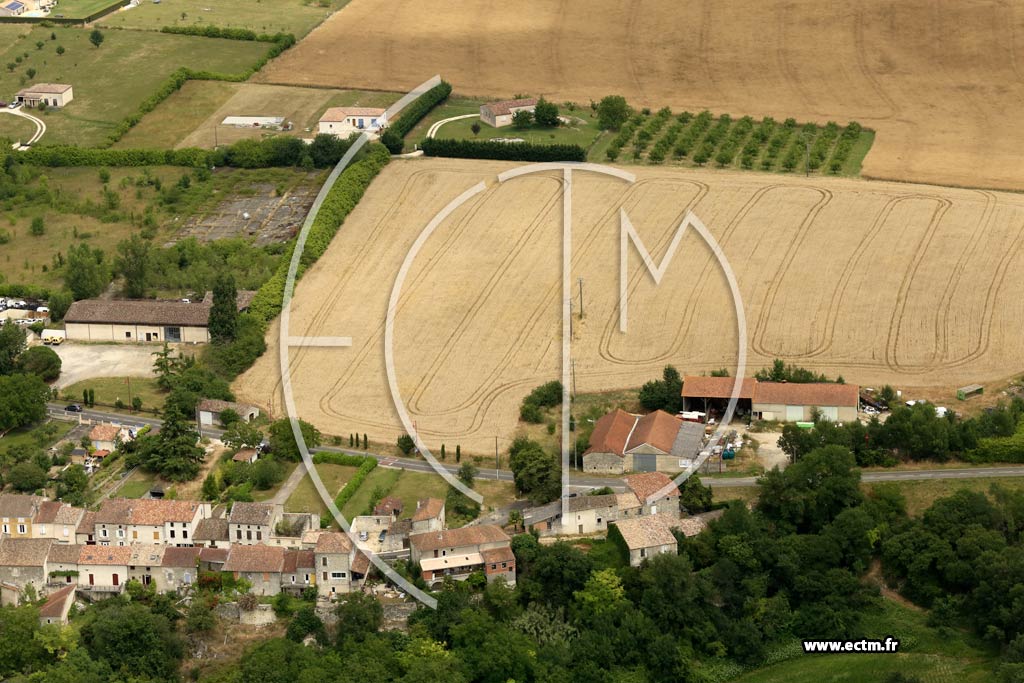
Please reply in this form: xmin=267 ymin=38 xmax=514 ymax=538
xmin=32 ymin=502 xmax=84 ymax=544
xmin=45 ymin=543 xmax=80 ymax=589
xmin=479 ymin=98 xmax=538 ymax=127
xmin=610 ymin=516 xmax=678 ymax=567
xmin=281 ymin=549 xmax=315 ymax=595
xmin=228 ymin=502 xmax=277 ymax=545
xmin=38 ymin=584 xmax=76 ymax=625
xmin=624 ymin=472 xmax=680 ymax=518
xmin=222 ymin=544 xmax=285 ymax=596
xmin=91 ymin=499 xmax=211 ymax=546
xmin=0 ymin=538 xmax=52 ymax=595
xmin=410 ymin=525 xmax=514 ymax=588
xmin=583 ymin=409 xmax=703 ymax=474
xmin=78 ymin=545 xmax=132 ymax=594
xmin=410 ymin=498 xmax=445 ymax=534
xmin=313 ymin=532 xmax=354 ymax=597
xmin=159 ymin=546 xmax=201 ymax=593
xmin=524 ymin=494 xmax=618 ymax=537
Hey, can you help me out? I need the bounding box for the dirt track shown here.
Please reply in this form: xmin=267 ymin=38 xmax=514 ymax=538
xmin=233 ymin=158 xmax=1024 ymax=452
xmin=256 ymin=0 xmax=1024 ymax=190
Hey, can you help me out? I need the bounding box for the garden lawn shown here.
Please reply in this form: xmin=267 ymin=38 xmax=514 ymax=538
xmin=62 ymin=376 xmax=164 ymax=413
xmin=117 ymin=469 xmax=158 ymax=499
xmin=49 ymin=0 xmax=124 ymax=18
xmin=429 ymin=107 xmax=602 ymax=150
xmin=98 ymin=0 xmax=350 ymax=38
xmin=401 ymin=96 xmax=483 ymax=152
xmin=0 ymin=27 xmax=269 ymax=146
xmin=284 ymin=463 xmax=356 ymax=515
xmin=340 ymin=467 xmax=399 ymax=519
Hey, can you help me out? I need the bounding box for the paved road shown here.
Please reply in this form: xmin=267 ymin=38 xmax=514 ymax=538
xmin=49 ymin=404 xmax=1024 ymax=491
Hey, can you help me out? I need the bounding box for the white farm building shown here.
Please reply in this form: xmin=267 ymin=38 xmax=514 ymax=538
xmin=318 ymin=107 xmax=388 ymax=137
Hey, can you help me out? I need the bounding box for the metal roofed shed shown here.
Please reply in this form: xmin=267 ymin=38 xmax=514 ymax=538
xmin=957 ymin=384 xmax=983 ymax=400
xmin=221 ymin=116 xmax=287 ymax=129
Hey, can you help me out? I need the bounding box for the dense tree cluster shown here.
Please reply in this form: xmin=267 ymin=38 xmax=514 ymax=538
xmin=779 ymin=398 xmax=1024 ymax=465
xmin=508 ymin=437 xmax=560 ymax=505
xmin=519 ymin=380 xmax=562 ymax=423
xmin=639 ymin=365 xmax=683 ymax=414
xmin=755 ymin=358 xmax=840 ymax=384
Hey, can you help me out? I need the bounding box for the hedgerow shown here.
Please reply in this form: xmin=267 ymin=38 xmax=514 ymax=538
xmin=321 ymin=456 xmax=378 ymax=525
xmin=380 ymin=81 xmax=452 ymax=153
xmin=313 ymin=453 xmax=373 ymax=467
xmin=421 ymin=137 xmax=586 ymax=162
xmin=247 ymin=144 xmax=391 ymax=322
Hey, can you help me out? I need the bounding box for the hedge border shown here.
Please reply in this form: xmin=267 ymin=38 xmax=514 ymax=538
xmin=380 ymin=81 xmax=452 ymax=153
xmin=421 ymin=137 xmax=586 ymax=162
xmin=319 ymin=456 xmax=377 ymax=526
xmin=247 ymin=143 xmax=390 ymax=323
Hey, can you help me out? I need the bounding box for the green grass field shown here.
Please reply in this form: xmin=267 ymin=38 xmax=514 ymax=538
xmin=869 ymin=477 xmax=1024 ymax=517
xmin=62 ymin=377 xmax=164 ymax=413
xmin=98 ymin=0 xmax=349 ymax=38
xmin=736 ymin=602 xmax=997 ymax=683
xmin=0 ymin=420 xmax=74 ymax=454
xmin=0 ymin=113 xmax=37 ymax=144
xmin=284 ymin=463 xmax=356 ymax=515
xmin=50 ymin=0 xmax=124 ymax=18
xmin=0 ymin=27 xmax=269 ymax=146
xmin=117 ymin=470 xmax=158 ymax=499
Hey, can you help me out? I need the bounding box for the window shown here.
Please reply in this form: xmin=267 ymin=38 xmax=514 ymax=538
xmin=502 ymin=562 xmax=507 ymax=568
xmin=100 ymin=529 xmax=108 ymax=538
xmin=236 ymin=529 xmax=242 ymax=540
xmin=255 ymin=531 xmax=261 ymax=541
xmin=640 ymin=548 xmax=647 ymax=558
xmin=62 ymin=528 xmax=69 ymax=537
xmin=291 ymin=575 xmax=296 ymax=584
xmin=246 ymin=530 xmax=252 ymax=541
xmin=322 ymin=572 xmax=327 ymax=581
xmin=330 ymin=572 xmax=345 ymax=579
xmin=170 ymin=530 xmax=176 ymax=539
xmin=38 ymin=525 xmax=46 ymax=535
xmin=132 ymin=531 xmax=137 ymax=540
xmin=17 ymin=524 xmax=26 ymax=534
xmin=1 ymin=524 xmax=6 ymax=534
xmin=182 ymin=530 xmax=188 ymax=539
xmin=304 ymin=574 xmax=310 ymax=584
xmin=153 ymin=531 xmax=159 ymax=540
xmin=125 ymin=332 xmax=131 ymax=339
xmin=490 ymin=564 xmax=496 ymax=570
xmin=321 ymin=557 xmax=327 ymax=567
xmin=116 ymin=529 xmax=124 ymax=538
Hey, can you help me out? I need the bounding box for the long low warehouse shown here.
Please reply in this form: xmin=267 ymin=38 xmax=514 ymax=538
xmin=682 ymin=376 xmax=859 ymax=423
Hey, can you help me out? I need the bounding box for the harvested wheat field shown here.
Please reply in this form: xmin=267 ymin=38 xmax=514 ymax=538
xmin=257 ymin=0 xmax=1024 ymax=190
xmin=234 ymin=158 xmax=1024 ymax=453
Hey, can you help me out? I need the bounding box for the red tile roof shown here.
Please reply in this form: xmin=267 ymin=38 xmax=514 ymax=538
xmin=320 ymin=106 xmax=386 ymax=121
xmin=481 ymin=546 xmax=515 ymax=565
xmin=412 ymin=498 xmax=444 ymax=522
xmin=409 ymin=525 xmax=510 ymax=553
xmin=89 ymin=424 xmax=121 ymax=442
xmin=584 ymin=409 xmax=636 ymax=456
xmin=626 ymin=410 xmax=683 ymax=454
xmin=753 ymin=381 xmax=860 ymax=407
xmin=681 ymin=376 xmax=756 ymax=400
xmin=223 ymin=544 xmax=285 ymax=573
xmin=199 ymin=547 xmax=229 ymax=564
xmin=78 ymin=546 xmax=132 ymax=566
xmin=161 ymin=547 xmax=201 ymax=568
xmin=351 ymin=551 xmax=370 ymax=575
xmin=39 ymin=584 xmax=76 ymax=619
xmin=314 ymin=532 xmax=352 ymax=554
xmin=374 ymin=496 xmax=403 ymax=516
xmin=481 ymin=98 xmax=538 ymax=116
xmin=624 ymin=472 xmax=679 ymax=502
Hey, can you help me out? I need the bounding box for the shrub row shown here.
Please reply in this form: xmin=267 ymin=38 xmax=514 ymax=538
xmin=605 ymin=119 xmax=639 ymax=161
xmin=380 ymin=81 xmax=453 ymax=153
xmin=312 ymin=452 xmax=374 ymax=467
xmin=21 ymin=133 xmax=357 ymax=169
xmin=421 ymin=137 xmax=586 ymax=162
xmin=321 ymin=457 xmax=378 ymax=526
xmin=247 ymin=144 xmax=391 ymax=323
xmin=632 ymin=107 xmax=672 ymax=157
xmin=714 ymin=115 xmax=754 ymax=167
xmin=160 ymin=25 xmax=295 ymax=44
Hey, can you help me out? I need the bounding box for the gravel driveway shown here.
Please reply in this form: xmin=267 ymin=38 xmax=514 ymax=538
xmin=52 ymin=343 xmax=163 ymax=389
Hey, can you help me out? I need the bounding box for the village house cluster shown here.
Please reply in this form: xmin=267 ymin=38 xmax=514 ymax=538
xmin=0 ymin=490 xmax=520 ymax=621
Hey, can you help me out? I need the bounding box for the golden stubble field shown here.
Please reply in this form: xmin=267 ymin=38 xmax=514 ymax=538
xmin=233 ymin=158 xmax=1024 ymax=452
xmin=257 ymin=0 xmax=1024 ymax=190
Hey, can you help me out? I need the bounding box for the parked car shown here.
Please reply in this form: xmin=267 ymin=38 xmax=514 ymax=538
xmin=7 ymin=101 xmax=18 ymax=109
xmin=65 ymin=404 xmax=83 ymax=412
xmin=358 ymin=531 xmax=368 ymax=542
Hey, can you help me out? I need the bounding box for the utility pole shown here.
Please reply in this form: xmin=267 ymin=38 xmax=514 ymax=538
xmin=568 ymin=299 xmax=574 ymax=338
xmin=571 ymin=358 xmax=577 ymax=398
xmin=577 ymin=277 xmax=584 ymax=319
xmin=126 ymin=377 xmax=133 ymax=413
xmin=495 ymin=436 xmax=499 ymax=481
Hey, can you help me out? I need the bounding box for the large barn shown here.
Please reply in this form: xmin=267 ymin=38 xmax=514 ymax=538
xmin=682 ymin=376 xmax=859 ymax=423
xmin=582 ymin=409 xmax=704 ymax=474
xmin=64 ymin=291 xmax=255 ymax=344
